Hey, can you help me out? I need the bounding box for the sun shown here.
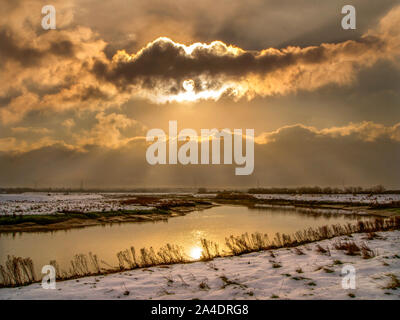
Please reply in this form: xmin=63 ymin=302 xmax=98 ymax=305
xmin=189 ymin=246 xmax=203 ymax=260
xmin=182 ymin=79 xmax=195 ymax=92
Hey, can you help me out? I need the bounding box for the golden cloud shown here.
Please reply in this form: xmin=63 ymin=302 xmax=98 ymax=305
xmin=1 ymin=4 xmax=399 ymax=125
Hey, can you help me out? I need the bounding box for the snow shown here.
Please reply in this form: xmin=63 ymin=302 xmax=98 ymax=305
xmin=1 ymin=230 xmax=399 ymax=300
xmin=1 ymin=192 xmax=398 ymax=216
xmin=0 ymin=193 xmax=153 ymax=216
xmin=253 ymin=193 xmax=400 ymax=204
xmin=254 ymin=204 xmax=367 ymax=215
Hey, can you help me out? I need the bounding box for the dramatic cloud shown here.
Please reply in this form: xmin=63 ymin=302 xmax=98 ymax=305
xmin=0 ymin=112 xmax=146 ymax=153
xmin=256 ymin=122 xmax=400 ymax=144
xmin=74 ymin=112 xmax=147 ymax=149
xmin=1 ymin=121 xmax=399 ymax=188
xmin=1 ymin=4 xmax=399 ymax=123
xmin=91 ymin=5 xmax=400 ymax=102
xmin=0 ymin=25 xmax=112 ymax=124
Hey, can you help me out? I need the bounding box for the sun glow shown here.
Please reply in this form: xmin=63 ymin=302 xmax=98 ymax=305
xmin=182 ymin=79 xmax=195 ymax=92
xmin=189 ymin=246 xmax=203 ymax=260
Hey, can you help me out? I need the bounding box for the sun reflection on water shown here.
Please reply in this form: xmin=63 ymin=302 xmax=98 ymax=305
xmin=189 ymin=246 xmax=203 ymax=260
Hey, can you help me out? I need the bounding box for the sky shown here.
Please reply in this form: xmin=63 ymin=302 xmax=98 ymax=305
xmin=0 ymin=0 xmax=399 ymax=188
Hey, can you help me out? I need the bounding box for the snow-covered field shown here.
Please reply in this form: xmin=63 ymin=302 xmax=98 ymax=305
xmin=0 ymin=193 xmax=152 ymax=216
xmin=253 ymin=193 xmax=400 ymax=204
xmin=1 ymin=192 xmax=399 ymax=216
xmin=254 ymin=204 xmax=366 ymax=215
xmin=1 ymin=230 xmax=399 ymax=300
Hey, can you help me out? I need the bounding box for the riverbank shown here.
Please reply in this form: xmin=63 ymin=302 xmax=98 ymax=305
xmin=0 ymin=204 xmax=214 ymax=233
xmin=1 ymin=192 xmax=399 ymax=233
xmin=211 ymin=193 xmax=400 ymax=218
xmin=1 ymin=229 xmax=399 ymax=299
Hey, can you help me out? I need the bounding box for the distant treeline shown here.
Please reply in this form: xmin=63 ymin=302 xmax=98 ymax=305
xmin=247 ymin=185 xmax=400 ymax=194
xmin=1 ymin=185 xmax=399 ymax=195
xmin=0 ymin=187 xmax=195 ymax=194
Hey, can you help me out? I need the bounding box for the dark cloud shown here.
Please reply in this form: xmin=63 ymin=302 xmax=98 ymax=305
xmin=0 ymin=29 xmax=77 ymax=67
xmin=0 ymin=29 xmax=43 ymax=66
xmin=91 ymin=35 xmax=385 ymax=96
xmin=62 ymin=85 xmax=111 ymax=103
xmin=0 ymin=89 xmax=22 ymax=107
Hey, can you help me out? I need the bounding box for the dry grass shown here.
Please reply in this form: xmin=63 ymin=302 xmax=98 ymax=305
xmin=224 ymin=217 xmax=399 ymax=258
xmin=333 ymin=241 xmax=361 ymax=256
xmin=383 ymin=274 xmax=400 ymax=290
xmin=199 ymin=280 xmax=210 ymax=290
xmin=200 ymin=239 xmax=221 ymax=261
xmin=365 ymin=232 xmax=382 ymax=240
xmin=220 ymin=275 xmax=246 ymax=289
xmin=296 ymin=267 xmax=304 ymax=273
xmin=0 ymin=256 xmax=36 ymax=287
xmin=360 ymin=243 xmax=376 ymax=259
xmin=117 ymin=243 xmax=187 ymax=270
xmin=323 ymin=267 xmax=334 ymax=273
xmin=316 ymin=245 xmax=328 ymax=254
xmin=293 ymin=247 xmax=305 ymax=255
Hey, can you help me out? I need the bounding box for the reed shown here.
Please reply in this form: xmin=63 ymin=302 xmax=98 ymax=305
xmin=0 ymin=256 xmax=36 ymax=287
xmin=200 ymin=239 xmax=221 ymax=261
xmin=222 ymin=217 xmax=399 ymax=257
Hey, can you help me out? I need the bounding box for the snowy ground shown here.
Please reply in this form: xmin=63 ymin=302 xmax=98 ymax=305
xmin=0 ymin=193 xmax=153 ymax=215
xmin=254 ymin=204 xmax=367 ymax=215
xmin=1 ymin=192 xmax=399 ymax=216
xmin=253 ymin=193 xmax=400 ymax=204
xmin=1 ymin=230 xmax=399 ymax=300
